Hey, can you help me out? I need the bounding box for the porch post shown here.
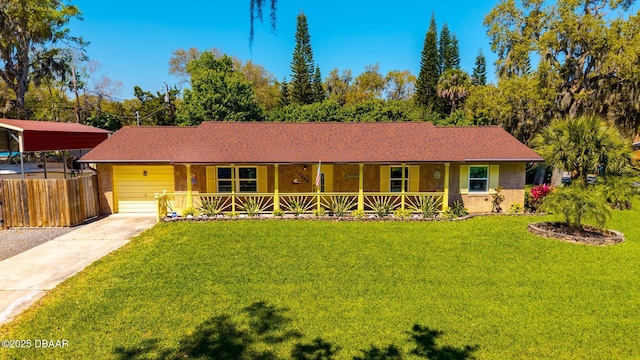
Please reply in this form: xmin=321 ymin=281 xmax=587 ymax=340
xmin=401 ymin=162 xmax=406 ymax=210
xmin=274 ymin=164 xmax=280 ymax=211
xmin=358 ymin=163 xmax=364 ymax=211
xmin=186 ymin=164 xmax=193 ymax=208
xmin=231 ymin=164 xmax=236 ymax=213
xmin=443 ymin=162 xmax=450 ymax=211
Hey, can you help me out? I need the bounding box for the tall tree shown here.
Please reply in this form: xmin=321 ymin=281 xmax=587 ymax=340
xmin=449 ymin=35 xmax=461 ymax=69
xmin=0 ymin=0 xmax=85 ymax=115
xmin=132 ymin=86 xmax=179 ymax=126
xmin=533 ymin=115 xmax=634 ymax=186
xmin=290 ymin=12 xmax=317 ymax=105
xmin=415 ymin=14 xmax=440 ymax=108
xmin=485 ymin=0 xmax=640 ymax=131
xmin=177 ymin=52 xmax=262 ymax=125
xmin=347 ymin=63 xmax=387 ymax=104
xmin=313 ymin=67 xmax=325 ymax=102
xmin=279 ymin=77 xmax=290 ymax=107
xmin=325 ymin=68 xmax=352 ymax=106
xmin=437 ymin=69 xmax=472 ymax=115
xmin=438 ymin=24 xmax=451 ymax=72
xmin=471 ymin=49 xmax=487 ymax=86
xmin=385 ymin=70 xmax=416 ymax=101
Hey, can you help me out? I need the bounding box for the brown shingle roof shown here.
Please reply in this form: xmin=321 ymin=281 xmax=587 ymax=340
xmin=80 ymin=122 xmax=543 ymax=163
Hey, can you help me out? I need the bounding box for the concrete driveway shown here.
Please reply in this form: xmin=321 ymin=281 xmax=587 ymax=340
xmin=0 ymin=214 xmax=156 ymax=325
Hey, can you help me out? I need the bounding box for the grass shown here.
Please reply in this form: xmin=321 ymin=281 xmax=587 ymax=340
xmin=1 ymin=204 xmax=640 ymax=359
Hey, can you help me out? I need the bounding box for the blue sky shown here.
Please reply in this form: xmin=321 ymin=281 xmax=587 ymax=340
xmin=70 ymin=0 xmax=499 ymax=100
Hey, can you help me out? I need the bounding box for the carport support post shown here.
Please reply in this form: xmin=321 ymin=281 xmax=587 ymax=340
xmin=358 ymin=163 xmax=364 ymax=211
xmin=443 ymin=162 xmax=450 ymax=211
xmin=273 ymin=164 xmax=280 ymax=211
xmin=186 ymin=164 xmax=193 ymax=208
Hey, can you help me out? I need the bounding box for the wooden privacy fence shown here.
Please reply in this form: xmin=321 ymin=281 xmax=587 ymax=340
xmin=0 ymin=174 xmax=100 ymax=228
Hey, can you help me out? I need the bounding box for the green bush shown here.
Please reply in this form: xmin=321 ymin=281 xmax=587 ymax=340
xmin=442 ymin=201 xmax=468 ymax=219
xmin=507 ymin=203 xmax=523 ymax=214
xmin=327 ymin=196 xmax=356 ymax=217
xmin=600 ymin=176 xmax=639 ymax=210
xmin=393 ymin=209 xmax=413 ymax=219
xmin=367 ymin=196 xmax=396 ymax=218
xmin=351 ymin=209 xmax=366 ymax=219
xmin=540 ymin=184 xmax=611 ymax=229
xmin=197 ymin=197 xmax=225 ymax=216
xmin=408 ymin=196 xmax=442 ymax=218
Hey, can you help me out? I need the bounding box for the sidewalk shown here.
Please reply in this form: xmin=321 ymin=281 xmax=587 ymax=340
xmin=0 ymin=214 xmax=156 ymax=325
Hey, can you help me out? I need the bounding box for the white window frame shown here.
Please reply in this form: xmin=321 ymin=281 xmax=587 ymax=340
xmin=468 ymin=165 xmax=488 ymax=193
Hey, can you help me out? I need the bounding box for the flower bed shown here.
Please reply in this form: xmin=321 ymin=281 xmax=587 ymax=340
xmin=528 ymin=222 xmax=625 ymax=246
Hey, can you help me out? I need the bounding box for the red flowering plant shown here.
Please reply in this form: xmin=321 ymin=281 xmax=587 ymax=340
xmin=529 ymin=184 xmax=552 ymax=212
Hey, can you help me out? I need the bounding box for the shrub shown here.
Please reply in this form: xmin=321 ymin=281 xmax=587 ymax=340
xmin=442 ymin=201 xmax=468 ymax=219
xmin=282 ymin=196 xmax=315 ymax=216
xmin=507 ymin=203 xmax=523 ymax=214
xmin=540 ymin=184 xmax=611 ymax=229
xmin=601 ymin=176 xmax=639 ymax=210
xmin=272 ymin=209 xmax=285 ymax=217
xmin=181 ymin=207 xmax=196 ymax=217
xmin=490 ymin=186 xmax=505 ymax=213
xmin=529 ymin=184 xmax=552 ymax=212
xmin=327 ymin=196 xmax=356 ymax=217
xmin=407 ymin=196 xmax=442 ymax=218
xmin=238 ymin=197 xmax=270 ymax=217
xmin=351 ymin=209 xmax=366 ymax=219
xmin=393 ymin=209 xmax=413 ymax=219
xmin=367 ymin=196 xmax=396 ymax=218
xmin=313 ymin=208 xmax=326 ymax=217
xmin=197 ymin=197 xmax=226 ymax=216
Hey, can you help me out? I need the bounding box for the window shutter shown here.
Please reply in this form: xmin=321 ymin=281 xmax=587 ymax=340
xmin=257 ymin=166 xmax=268 ymax=193
xmin=459 ymin=165 xmax=469 ymax=195
xmin=206 ymin=166 xmax=217 ymax=193
xmin=380 ymin=166 xmax=390 ymax=192
xmin=409 ymin=165 xmax=420 ymax=192
xmin=324 ymin=165 xmax=333 ymax=192
xmin=489 ymin=165 xmax=500 ymax=191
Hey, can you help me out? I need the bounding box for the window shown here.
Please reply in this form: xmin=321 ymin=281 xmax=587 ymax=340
xmin=217 ymin=167 xmax=233 ymax=193
xmin=469 ymin=166 xmax=488 ymax=192
xmin=390 ymin=166 xmax=409 ymax=192
xmin=237 ymin=167 xmax=257 ymax=192
xmin=217 ymin=167 xmax=257 ymax=193
xmin=320 ymin=173 xmax=325 ymax=192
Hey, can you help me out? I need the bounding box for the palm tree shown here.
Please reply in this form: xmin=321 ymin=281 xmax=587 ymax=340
xmin=532 ymin=115 xmax=634 ymax=186
xmin=436 ymin=69 xmax=472 ymax=115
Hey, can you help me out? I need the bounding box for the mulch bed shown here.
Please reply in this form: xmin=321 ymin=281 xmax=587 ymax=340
xmin=528 ymin=222 xmax=625 ymax=246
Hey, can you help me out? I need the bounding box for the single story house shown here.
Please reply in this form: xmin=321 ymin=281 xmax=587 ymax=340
xmin=80 ymin=122 xmax=543 ymax=216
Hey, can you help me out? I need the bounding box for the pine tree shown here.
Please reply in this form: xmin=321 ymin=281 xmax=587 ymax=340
xmin=279 ymin=77 xmax=290 ymax=107
xmin=415 ymin=14 xmax=440 ymax=108
xmin=450 ymin=35 xmax=461 ymax=69
xmin=290 ymin=11 xmax=316 ymax=105
xmin=313 ymin=67 xmax=325 ymax=102
xmin=472 ymin=49 xmax=487 ymax=86
xmin=438 ymin=24 xmax=451 ymax=73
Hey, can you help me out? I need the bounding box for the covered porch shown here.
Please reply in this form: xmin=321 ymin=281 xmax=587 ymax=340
xmin=156 ymin=162 xmax=451 ymax=220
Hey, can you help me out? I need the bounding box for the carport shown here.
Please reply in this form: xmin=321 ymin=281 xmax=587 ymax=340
xmin=0 ymin=119 xmax=109 ymax=179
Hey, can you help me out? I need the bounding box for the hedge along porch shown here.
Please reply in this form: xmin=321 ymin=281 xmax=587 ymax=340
xmin=80 ymin=122 xmax=542 ymax=218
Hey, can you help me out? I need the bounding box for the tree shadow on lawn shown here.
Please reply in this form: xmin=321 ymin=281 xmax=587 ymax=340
xmin=114 ymin=301 xmax=478 ymax=360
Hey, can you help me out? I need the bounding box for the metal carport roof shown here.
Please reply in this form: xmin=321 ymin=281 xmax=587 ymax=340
xmin=0 ymin=119 xmax=109 ymax=152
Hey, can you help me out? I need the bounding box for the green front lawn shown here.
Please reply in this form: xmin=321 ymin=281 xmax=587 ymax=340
xmin=1 ymin=207 xmax=640 ymax=359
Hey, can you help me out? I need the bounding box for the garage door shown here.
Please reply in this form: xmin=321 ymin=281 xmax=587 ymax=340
xmin=113 ymin=165 xmax=174 ymax=213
